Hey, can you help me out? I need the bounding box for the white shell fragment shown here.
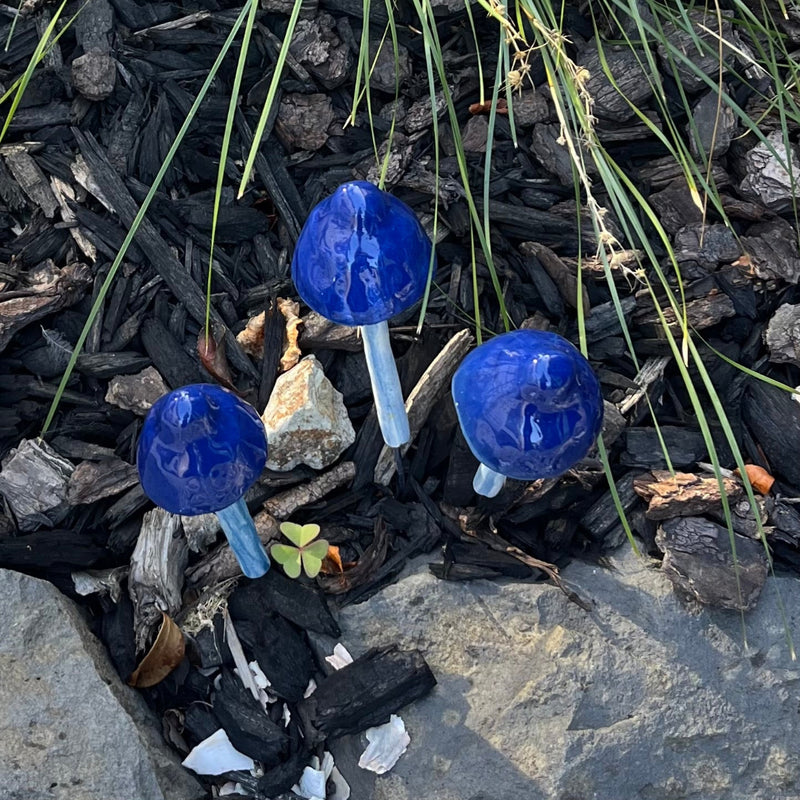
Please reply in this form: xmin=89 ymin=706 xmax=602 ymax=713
xmin=329 ymin=765 xmax=351 ymax=800
xmin=182 ymin=729 xmax=255 ymax=775
xmin=325 ymin=643 xmax=354 ymax=670
xmin=292 ymin=765 xmax=326 ymax=799
xmin=358 ymin=715 xmax=410 ymax=774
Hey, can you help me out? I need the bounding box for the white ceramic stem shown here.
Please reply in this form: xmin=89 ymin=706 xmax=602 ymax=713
xmin=361 ymin=321 xmax=410 ymax=448
xmin=215 ymin=497 xmax=270 ymax=578
xmin=473 ymin=463 xmax=507 ymax=498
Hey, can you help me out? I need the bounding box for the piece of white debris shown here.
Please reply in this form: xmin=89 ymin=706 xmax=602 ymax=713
xmin=794 ymin=386 xmax=800 ymax=405
xmin=249 ymin=660 xmax=270 ymax=690
xmin=358 ymin=715 xmax=410 ymax=774
xmin=218 ymin=781 xmax=247 ymax=796
xmin=292 ymin=764 xmax=326 ymax=800
xmin=283 ymin=703 xmax=291 ymax=727
xmin=182 ymin=729 xmax=255 ymax=775
xmin=303 ymin=677 xmax=317 ymax=698
xmin=325 ymin=643 xmax=354 ymax=670
xmin=329 ymin=765 xmax=351 ymax=800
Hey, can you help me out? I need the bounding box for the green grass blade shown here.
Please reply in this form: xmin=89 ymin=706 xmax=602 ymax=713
xmin=205 ymin=0 xmax=260 ymax=341
xmin=41 ymin=0 xmax=255 ymax=436
xmin=237 ymin=0 xmax=304 ymax=198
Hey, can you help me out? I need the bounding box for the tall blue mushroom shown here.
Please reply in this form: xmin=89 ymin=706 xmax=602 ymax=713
xmin=292 ymin=181 xmax=434 ymax=448
xmin=137 ymin=384 xmax=270 ymax=578
xmin=452 ymin=330 xmax=604 ymax=498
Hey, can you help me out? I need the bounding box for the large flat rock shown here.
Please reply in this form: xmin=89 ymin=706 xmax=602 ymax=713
xmin=0 ymin=569 xmax=203 ymax=800
xmin=334 ymin=548 xmax=800 ymax=800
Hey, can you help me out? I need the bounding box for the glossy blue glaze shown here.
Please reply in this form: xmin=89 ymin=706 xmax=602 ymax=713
xmin=291 ymin=181 xmax=434 ymax=326
xmin=137 ymin=384 xmax=268 ymax=515
xmin=452 ymin=330 xmax=604 ymax=481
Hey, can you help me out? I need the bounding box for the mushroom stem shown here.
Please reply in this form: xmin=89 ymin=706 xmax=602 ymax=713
xmin=473 ymin=463 xmax=507 ymax=498
xmin=361 ymin=321 xmax=410 ymax=448
xmin=215 ymin=498 xmax=270 ymax=578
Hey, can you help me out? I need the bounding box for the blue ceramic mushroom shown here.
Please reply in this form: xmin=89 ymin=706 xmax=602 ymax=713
xmin=452 ymin=330 xmax=604 ymax=498
xmin=291 ymin=181 xmax=434 ymax=448
xmin=137 ymin=384 xmax=271 ymax=578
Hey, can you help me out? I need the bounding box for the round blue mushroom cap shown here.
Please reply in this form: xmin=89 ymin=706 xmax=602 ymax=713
xmin=137 ymin=384 xmax=267 ymax=516
xmin=291 ymin=181 xmax=434 ymax=326
xmin=451 ymin=330 xmax=604 ymax=481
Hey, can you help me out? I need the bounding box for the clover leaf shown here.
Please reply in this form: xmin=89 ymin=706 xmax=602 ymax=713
xmin=270 ymin=522 xmax=329 ymax=579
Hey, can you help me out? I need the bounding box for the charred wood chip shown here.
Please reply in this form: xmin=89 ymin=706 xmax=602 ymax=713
xmin=673 ymin=223 xmax=741 ymax=269
xmin=633 ymin=471 xmax=742 ymax=520
xmin=0 ymin=529 xmax=107 ymax=570
xmin=656 ymin=516 xmax=767 ymax=610
xmin=67 ymin=457 xmax=139 ymax=505
xmin=634 ymin=288 xmax=735 ymax=332
xmin=0 ymin=261 xmax=92 ymax=353
xmin=622 ymin=427 xmax=707 ymax=469
xmin=183 ymin=702 xmax=222 ymax=749
xmin=765 ymin=302 xmax=800 ymax=366
xmin=740 ymin=217 xmax=800 ymax=284
xmin=213 ymin=669 xmax=289 ymax=767
xmin=657 ymin=10 xmax=738 ymax=92
xmin=297 ymin=644 xmax=436 ymax=744
xmin=581 ymin=473 xmax=641 ymax=543
xmin=289 ymin=13 xmax=351 ymax=89
xmin=100 ymin=591 xmax=138 ymax=680
xmin=235 ymin=616 xmax=315 ymax=703
xmin=689 ymin=90 xmax=737 ymax=158
xmin=275 ymin=93 xmax=335 ymax=152
xmin=257 ymin=749 xmax=311 ymax=798
xmin=743 ymin=379 xmax=800 ymax=488
xmin=579 ymin=44 xmax=653 ymax=122
xmin=227 ymin=570 xmax=340 ymax=638
xmin=75 ymin=351 xmax=151 ymax=379
xmin=141 ymin=317 xmax=204 ymax=389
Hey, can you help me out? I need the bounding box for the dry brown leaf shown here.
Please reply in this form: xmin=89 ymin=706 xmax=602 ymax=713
xmin=129 ymin=612 xmax=185 ymax=688
xmin=736 ymin=464 xmax=775 ymax=495
xmin=320 ymin=544 xmax=343 ymax=575
xmin=236 ymin=311 xmax=266 ymax=359
xmin=278 ymin=297 xmax=302 ymax=372
xmin=197 ymin=331 xmax=236 ymax=391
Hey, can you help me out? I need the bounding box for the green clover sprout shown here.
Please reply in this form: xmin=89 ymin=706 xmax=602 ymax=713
xmin=270 ymin=522 xmax=329 ymax=579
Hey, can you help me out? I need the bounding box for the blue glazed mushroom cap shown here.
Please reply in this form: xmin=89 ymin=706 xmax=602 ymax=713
xmin=452 ymin=330 xmax=604 ymax=481
xmin=291 ymin=181 xmax=434 ymax=326
xmin=137 ymin=384 xmax=267 ymax=516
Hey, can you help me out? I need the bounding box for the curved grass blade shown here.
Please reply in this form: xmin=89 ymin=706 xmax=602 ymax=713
xmin=237 ymin=0 xmax=304 ymax=198
xmin=40 ymin=0 xmax=255 ymax=436
xmin=204 ymin=0 xmax=260 ymax=342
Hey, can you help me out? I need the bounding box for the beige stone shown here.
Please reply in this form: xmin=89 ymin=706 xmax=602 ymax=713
xmin=262 ymin=355 xmax=355 ymax=471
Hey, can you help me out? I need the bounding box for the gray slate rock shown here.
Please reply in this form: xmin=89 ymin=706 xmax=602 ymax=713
xmin=0 ymin=569 xmax=204 ymax=800
xmin=334 ymin=550 xmax=800 ymax=800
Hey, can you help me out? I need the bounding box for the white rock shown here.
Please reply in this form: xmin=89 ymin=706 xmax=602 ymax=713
xmin=358 ymin=715 xmax=410 ymax=774
xmin=182 ymin=729 xmax=255 ymax=775
xmin=262 ymin=355 xmax=355 ymax=471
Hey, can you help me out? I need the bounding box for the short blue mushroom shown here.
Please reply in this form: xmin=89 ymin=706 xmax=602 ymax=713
xmin=451 ymin=330 xmax=604 ymax=498
xmin=291 ymin=181 xmax=434 ymax=448
xmin=137 ymin=384 xmax=271 ymax=578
